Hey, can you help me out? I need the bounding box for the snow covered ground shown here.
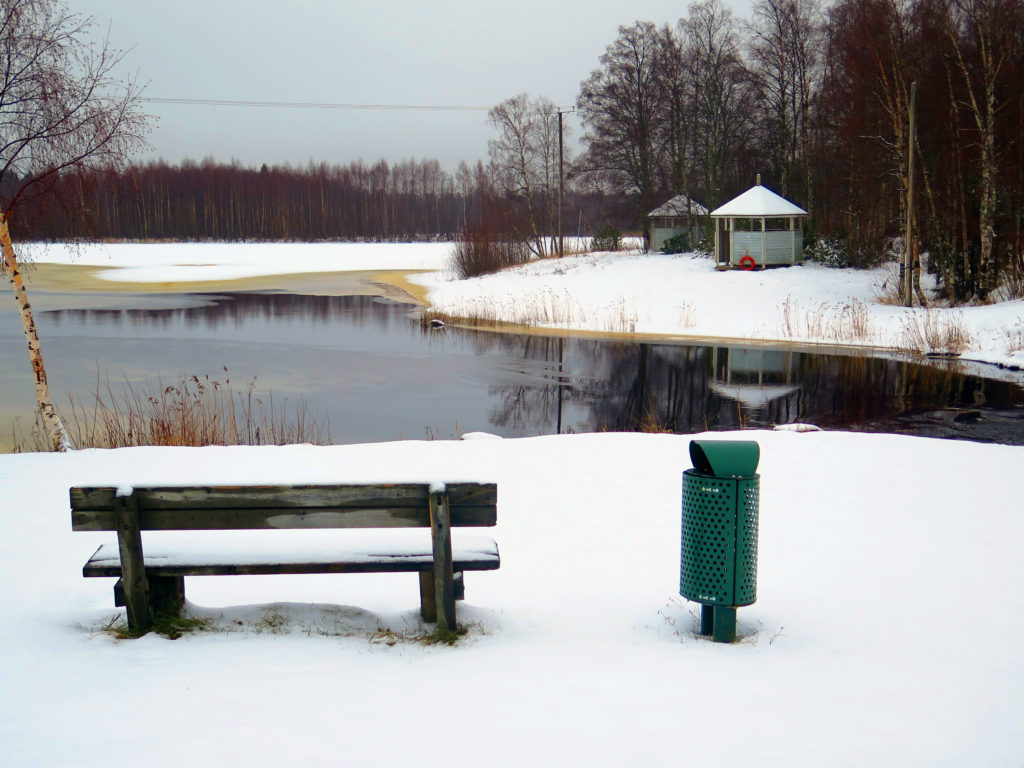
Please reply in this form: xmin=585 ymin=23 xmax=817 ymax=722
xmin=4 ymin=242 xmax=1022 ymax=765
xmin=26 ymin=241 xmax=1024 ymax=373
xmin=416 ymin=251 xmax=1024 ymax=373
xmin=2 ymin=431 xmax=1022 ymax=767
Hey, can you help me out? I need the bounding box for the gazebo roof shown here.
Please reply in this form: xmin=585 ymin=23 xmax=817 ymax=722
xmin=648 ymin=194 xmax=708 ymax=218
xmin=710 ymin=185 xmax=807 ymax=217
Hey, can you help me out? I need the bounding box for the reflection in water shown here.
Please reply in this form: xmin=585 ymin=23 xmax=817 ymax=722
xmin=21 ymin=290 xmax=1024 ymax=446
xmin=436 ymin=323 xmax=1024 ymax=443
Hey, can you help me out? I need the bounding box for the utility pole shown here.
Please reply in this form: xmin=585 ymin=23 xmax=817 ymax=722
xmin=557 ymin=108 xmax=574 ymax=257
xmin=904 ymin=82 xmax=917 ymax=308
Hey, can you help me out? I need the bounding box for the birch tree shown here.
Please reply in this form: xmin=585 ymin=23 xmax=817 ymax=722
xmin=944 ymin=0 xmax=1015 ymax=299
xmin=0 ymin=0 xmax=148 ymax=450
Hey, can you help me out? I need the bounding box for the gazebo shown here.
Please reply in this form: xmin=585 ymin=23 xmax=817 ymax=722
xmin=709 ymin=184 xmax=807 ymax=269
xmin=647 ymin=194 xmax=708 ymax=253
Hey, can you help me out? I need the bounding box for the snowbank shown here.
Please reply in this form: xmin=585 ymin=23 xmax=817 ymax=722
xmin=415 ymin=251 xmax=1024 ymax=372
xmin=1 ymin=431 xmax=1021 ymax=766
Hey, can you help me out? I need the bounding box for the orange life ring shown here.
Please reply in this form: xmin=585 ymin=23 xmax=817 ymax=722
xmin=738 ymin=255 xmax=756 ymax=270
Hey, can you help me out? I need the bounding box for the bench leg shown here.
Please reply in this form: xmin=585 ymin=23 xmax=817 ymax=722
xmin=419 ymin=571 xmax=437 ymax=623
xmin=420 ymin=571 xmax=465 ymax=622
xmin=150 ymin=576 xmax=186 ymax=616
xmin=114 ymin=490 xmax=151 ymax=633
xmin=429 ymin=491 xmax=456 ymax=630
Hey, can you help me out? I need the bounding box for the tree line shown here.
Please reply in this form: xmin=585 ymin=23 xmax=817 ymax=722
xmin=10 ymin=155 xmax=633 ymax=245
xmin=12 ymin=158 xmax=474 ymax=242
xmin=10 ymin=0 xmax=1023 ymax=304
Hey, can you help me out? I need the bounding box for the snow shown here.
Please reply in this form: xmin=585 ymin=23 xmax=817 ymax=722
xmin=415 ymin=252 xmax=1024 ymax=374
xmin=25 ymin=241 xmax=451 ymax=282
xmin=2 ymin=432 xmax=1022 ymax=766
xmin=710 ymin=184 xmax=808 ymax=217
xmin=84 ymin=531 xmax=499 ymax=569
xmin=4 ymin=241 xmax=1023 ymax=764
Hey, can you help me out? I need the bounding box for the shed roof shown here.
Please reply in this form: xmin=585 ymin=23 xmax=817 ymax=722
xmin=648 ymin=194 xmax=708 ymax=218
xmin=710 ymin=185 xmax=807 ymax=217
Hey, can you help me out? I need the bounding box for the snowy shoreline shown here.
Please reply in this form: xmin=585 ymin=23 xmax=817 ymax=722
xmin=23 ymin=241 xmax=1024 ymax=376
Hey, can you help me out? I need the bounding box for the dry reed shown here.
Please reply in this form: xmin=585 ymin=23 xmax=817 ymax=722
xmin=897 ymin=310 xmax=973 ymax=356
xmin=426 ymin=290 xmax=695 ymax=335
xmin=59 ymin=369 xmax=331 ymax=449
xmin=1003 ymin=320 xmax=1024 ymax=355
xmin=778 ymin=298 xmax=873 ymax=343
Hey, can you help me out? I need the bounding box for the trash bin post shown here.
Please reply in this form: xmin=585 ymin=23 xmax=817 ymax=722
xmin=700 ymin=605 xmax=714 ymax=636
xmin=680 ymin=439 xmax=760 ymax=644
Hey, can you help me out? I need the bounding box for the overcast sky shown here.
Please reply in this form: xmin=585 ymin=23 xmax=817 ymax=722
xmin=76 ymin=0 xmax=756 ymax=172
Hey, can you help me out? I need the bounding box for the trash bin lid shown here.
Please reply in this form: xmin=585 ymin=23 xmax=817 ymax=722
xmin=689 ymin=440 xmax=760 ymax=478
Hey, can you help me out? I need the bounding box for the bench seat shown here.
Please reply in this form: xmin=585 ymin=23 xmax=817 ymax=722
xmin=83 ymin=533 xmax=500 ymax=577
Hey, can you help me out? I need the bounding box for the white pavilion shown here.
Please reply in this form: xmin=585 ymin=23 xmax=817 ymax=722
xmin=709 ymin=184 xmax=808 ymax=269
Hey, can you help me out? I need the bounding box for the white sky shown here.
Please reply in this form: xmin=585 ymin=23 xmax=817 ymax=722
xmin=75 ymin=0 xmax=756 ymax=171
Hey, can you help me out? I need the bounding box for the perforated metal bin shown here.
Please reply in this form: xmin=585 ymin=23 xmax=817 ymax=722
xmin=680 ymin=440 xmax=760 ymax=641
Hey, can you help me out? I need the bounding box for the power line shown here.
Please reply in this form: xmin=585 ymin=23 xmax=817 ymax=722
xmin=142 ymin=97 xmax=494 ymax=111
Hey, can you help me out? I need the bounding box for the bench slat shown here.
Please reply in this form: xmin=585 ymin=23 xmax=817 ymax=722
xmin=71 ymin=483 xmax=496 ymax=510
xmin=70 ymin=483 xmax=497 ymax=532
xmin=81 ymin=536 xmax=500 ymax=577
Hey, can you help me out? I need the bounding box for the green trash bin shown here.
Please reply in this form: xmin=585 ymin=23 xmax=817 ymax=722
xmin=680 ymin=439 xmax=760 ymax=642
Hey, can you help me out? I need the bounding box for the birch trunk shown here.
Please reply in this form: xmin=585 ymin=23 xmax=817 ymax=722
xmin=948 ymin=0 xmax=1003 ymax=300
xmin=0 ymin=213 xmax=70 ymax=451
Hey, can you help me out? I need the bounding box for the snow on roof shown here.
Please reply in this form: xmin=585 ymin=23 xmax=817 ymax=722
xmin=648 ymin=194 xmax=708 ymax=218
xmin=710 ymin=185 xmax=807 ymax=217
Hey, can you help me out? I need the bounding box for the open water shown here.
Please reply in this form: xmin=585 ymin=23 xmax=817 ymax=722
xmin=2 ymin=268 xmax=1023 ymax=449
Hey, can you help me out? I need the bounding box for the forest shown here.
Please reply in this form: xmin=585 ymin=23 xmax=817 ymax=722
xmin=9 ymin=0 xmax=1024 ymax=304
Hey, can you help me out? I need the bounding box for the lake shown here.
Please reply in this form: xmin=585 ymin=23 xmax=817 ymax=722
xmin=2 ymin=265 xmax=1023 ymax=450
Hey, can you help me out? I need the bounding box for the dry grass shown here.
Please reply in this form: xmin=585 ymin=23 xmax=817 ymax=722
xmin=1002 ymin=319 xmax=1024 ymax=354
xmin=52 ymin=369 xmax=331 ymax=449
xmin=873 ymin=263 xmax=905 ymax=306
xmin=778 ymin=297 xmax=873 ymax=343
xmin=897 ymin=310 xmax=973 ymax=356
xmin=991 ymin=255 xmax=1024 ymax=302
xmin=425 ymin=291 xmax=695 ymax=335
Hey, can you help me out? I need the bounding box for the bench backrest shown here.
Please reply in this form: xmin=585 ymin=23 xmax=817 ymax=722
xmin=70 ymin=483 xmax=498 ymax=531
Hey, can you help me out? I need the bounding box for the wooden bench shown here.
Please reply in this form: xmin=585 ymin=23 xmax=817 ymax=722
xmin=70 ymin=482 xmax=499 ymax=634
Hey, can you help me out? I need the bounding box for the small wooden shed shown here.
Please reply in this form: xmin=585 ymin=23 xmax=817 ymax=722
xmin=710 ymin=185 xmax=807 ymax=269
xmin=647 ymin=194 xmax=708 ymax=253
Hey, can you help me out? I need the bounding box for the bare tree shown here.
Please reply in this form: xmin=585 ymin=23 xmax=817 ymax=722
xmin=748 ymin=0 xmax=823 ymax=207
xmin=487 ymin=94 xmax=564 ymax=257
xmin=0 ymin=0 xmax=149 ymax=450
xmin=683 ymin=0 xmax=753 ymax=207
xmin=656 ymin=23 xmax=698 ymax=203
xmin=577 ymin=21 xmax=668 ymax=243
